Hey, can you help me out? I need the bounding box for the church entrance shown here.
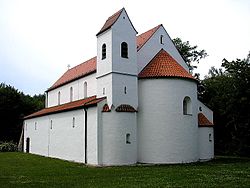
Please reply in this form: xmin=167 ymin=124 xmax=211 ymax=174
xmin=26 ymin=137 xmax=30 ymax=153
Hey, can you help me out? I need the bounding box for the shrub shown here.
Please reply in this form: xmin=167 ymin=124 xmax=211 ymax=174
xmin=0 ymin=141 xmax=18 ymax=152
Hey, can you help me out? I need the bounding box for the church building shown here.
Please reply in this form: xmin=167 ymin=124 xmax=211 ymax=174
xmin=23 ymin=8 xmax=214 ymax=165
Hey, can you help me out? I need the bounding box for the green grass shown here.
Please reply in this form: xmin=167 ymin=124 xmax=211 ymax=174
xmin=0 ymin=153 xmax=249 ymax=187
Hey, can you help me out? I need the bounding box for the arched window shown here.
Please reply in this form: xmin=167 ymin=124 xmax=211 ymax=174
xmin=58 ymin=91 xmax=61 ymax=105
xmin=183 ymin=96 xmax=192 ymax=115
xmin=121 ymin=42 xmax=128 ymax=58
xmin=84 ymin=82 xmax=87 ymax=98
xmin=70 ymin=87 xmax=73 ymax=102
xmin=102 ymin=44 xmax=106 ymax=60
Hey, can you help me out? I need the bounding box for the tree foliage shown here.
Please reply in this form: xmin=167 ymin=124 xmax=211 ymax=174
xmin=201 ymin=52 xmax=250 ymax=156
xmin=0 ymin=83 xmax=45 ymax=142
xmin=173 ymin=37 xmax=208 ymax=72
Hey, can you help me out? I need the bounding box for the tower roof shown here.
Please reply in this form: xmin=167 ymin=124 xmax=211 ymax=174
xmin=96 ymin=8 xmax=123 ymax=36
xmin=138 ymin=49 xmax=196 ymax=80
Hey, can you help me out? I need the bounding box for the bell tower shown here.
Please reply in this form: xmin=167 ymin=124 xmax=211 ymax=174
xmin=96 ymin=8 xmax=138 ymax=108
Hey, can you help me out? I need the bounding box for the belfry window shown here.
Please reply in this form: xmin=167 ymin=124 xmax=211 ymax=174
xmin=183 ymin=96 xmax=192 ymax=115
xmin=102 ymin=44 xmax=106 ymax=60
xmin=121 ymin=42 xmax=128 ymax=58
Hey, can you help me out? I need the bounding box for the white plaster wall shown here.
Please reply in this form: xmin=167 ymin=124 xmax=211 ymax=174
xmin=47 ymin=73 xmax=97 ymax=107
xmin=112 ymin=73 xmax=138 ymax=108
xmin=24 ymin=109 xmax=86 ymax=163
xmin=97 ymin=30 xmax=112 ymax=77
xmin=87 ymin=107 xmax=98 ymax=165
xmin=101 ymin=111 xmax=137 ymax=165
xmin=137 ymin=26 xmax=189 ymax=73
xmin=198 ymin=101 xmax=213 ymax=123
xmin=24 ymin=117 xmax=49 ymax=156
xmin=138 ymin=78 xmax=198 ymax=163
xmin=48 ymin=110 xmax=85 ymax=163
xmin=112 ymin=10 xmax=137 ymax=75
xmin=97 ymin=74 xmax=112 ymax=106
xmin=198 ymin=127 xmax=214 ymax=160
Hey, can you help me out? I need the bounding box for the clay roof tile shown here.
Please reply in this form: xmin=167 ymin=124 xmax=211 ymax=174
xmin=198 ymin=113 xmax=214 ymax=127
xmin=138 ymin=49 xmax=196 ymax=80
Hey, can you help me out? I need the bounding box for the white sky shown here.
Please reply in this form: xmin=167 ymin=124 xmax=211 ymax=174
xmin=0 ymin=0 xmax=250 ymax=95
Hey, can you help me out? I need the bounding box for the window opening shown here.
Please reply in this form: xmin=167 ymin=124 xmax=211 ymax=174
xmin=73 ymin=117 xmax=75 ymax=128
xmin=124 ymin=86 xmax=127 ymax=94
xmin=70 ymin=87 xmax=73 ymax=102
xmin=183 ymin=96 xmax=192 ymax=115
xmin=126 ymin=133 xmax=131 ymax=144
xmin=58 ymin=91 xmax=61 ymax=105
xmin=121 ymin=42 xmax=128 ymax=58
xmin=84 ymin=82 xmax=87 ymax=98
xmin=160 ymin=35 xmax=164 ymax=44
xmin=102 ymin=44 xmax=106 ymax=60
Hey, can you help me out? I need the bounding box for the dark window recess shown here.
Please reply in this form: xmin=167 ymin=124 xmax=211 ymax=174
xmin=102 ymin=44 xmax=106 ymax=60
xmin=121 ymin=42 xmax=128 ymax=58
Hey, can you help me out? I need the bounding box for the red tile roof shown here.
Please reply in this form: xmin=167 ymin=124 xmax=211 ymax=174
xmin=96 ymin=8 xmax=123 ymax=36
xmin=102 ymin=104 xmax=111 ymax=112
xmin=115 ymin=104 xmax=137 ymax=112
xmin=48 ymin=25 xmax=179 ymax=91
xmin=24 ymin=96 xmax=105 ymax=119
xmin=137 ymin=25 xmax=161 ymax=51
xmin=198 ymin=113 xmax=214 ymax=127
xmin=47 ymin=57 xmax=96 ymax=91
xmin=138 ymin=49 xmax=196 ymax=80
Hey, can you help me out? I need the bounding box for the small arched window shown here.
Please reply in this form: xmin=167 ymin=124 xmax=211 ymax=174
xmin=58 ymin=91 xmax=61 ymax=105
xmin=124 ymin=86 xmax=127 ymax=94
xmin=102 ymin=43 xmax=106 ymax=60
xmin=121 ymin=42 xmax=128 ymax=58
xmin=84 ymin=82 xmax=87 ymax=98
xmin=183 ymin=96 xmax=192 ymax=115
xmin=70 ymin=87 xmax=73 ymax=102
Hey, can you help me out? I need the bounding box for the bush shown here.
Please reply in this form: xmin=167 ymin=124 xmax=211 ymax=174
xmin=0 ymin=141 xmax=17 ymax=152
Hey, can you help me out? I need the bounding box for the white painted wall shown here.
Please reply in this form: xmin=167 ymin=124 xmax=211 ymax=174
xmin=198 ymin=127 xmax=214 ymax=161
xmin=137 ymin=26 xmax=189 ymax=73
xmin=101 ymin=111 xmax=137 ymax=165
xmin=24 ymin=110 xmax=85 ymax=163
xmin=47 ymin=73 xmax=97 ymax=107
xmin=24 ymin=116 xmax=49 ymax=156
xmin=138 ymin=78 xmax=198 ymax=163
xmin=87 ymin=107 xmax=98 ymax=165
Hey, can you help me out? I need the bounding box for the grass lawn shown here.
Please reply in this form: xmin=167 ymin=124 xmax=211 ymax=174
xmin=0 ymin=152 xmax=249 ymax=187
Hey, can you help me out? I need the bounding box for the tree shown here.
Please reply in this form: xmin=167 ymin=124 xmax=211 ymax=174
xmin=0 ymin=83 xmax=45 ymax=142
xmin=173 ymin=37 xmax=208 ymax=72
xmin=201 ymin=52 xmax=250 ymax=156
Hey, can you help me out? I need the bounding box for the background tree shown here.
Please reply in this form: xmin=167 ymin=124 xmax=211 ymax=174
xmin=0 ymin=83 xmax=45 ymax=142
xmin=201 ymin=52 xmax=250 ymax=156
xmin=173 ymin=37 xmax=208 ymax=72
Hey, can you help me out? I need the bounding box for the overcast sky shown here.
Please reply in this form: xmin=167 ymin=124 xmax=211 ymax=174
xmin=0 ymin=0 xmax=250 ymax=95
